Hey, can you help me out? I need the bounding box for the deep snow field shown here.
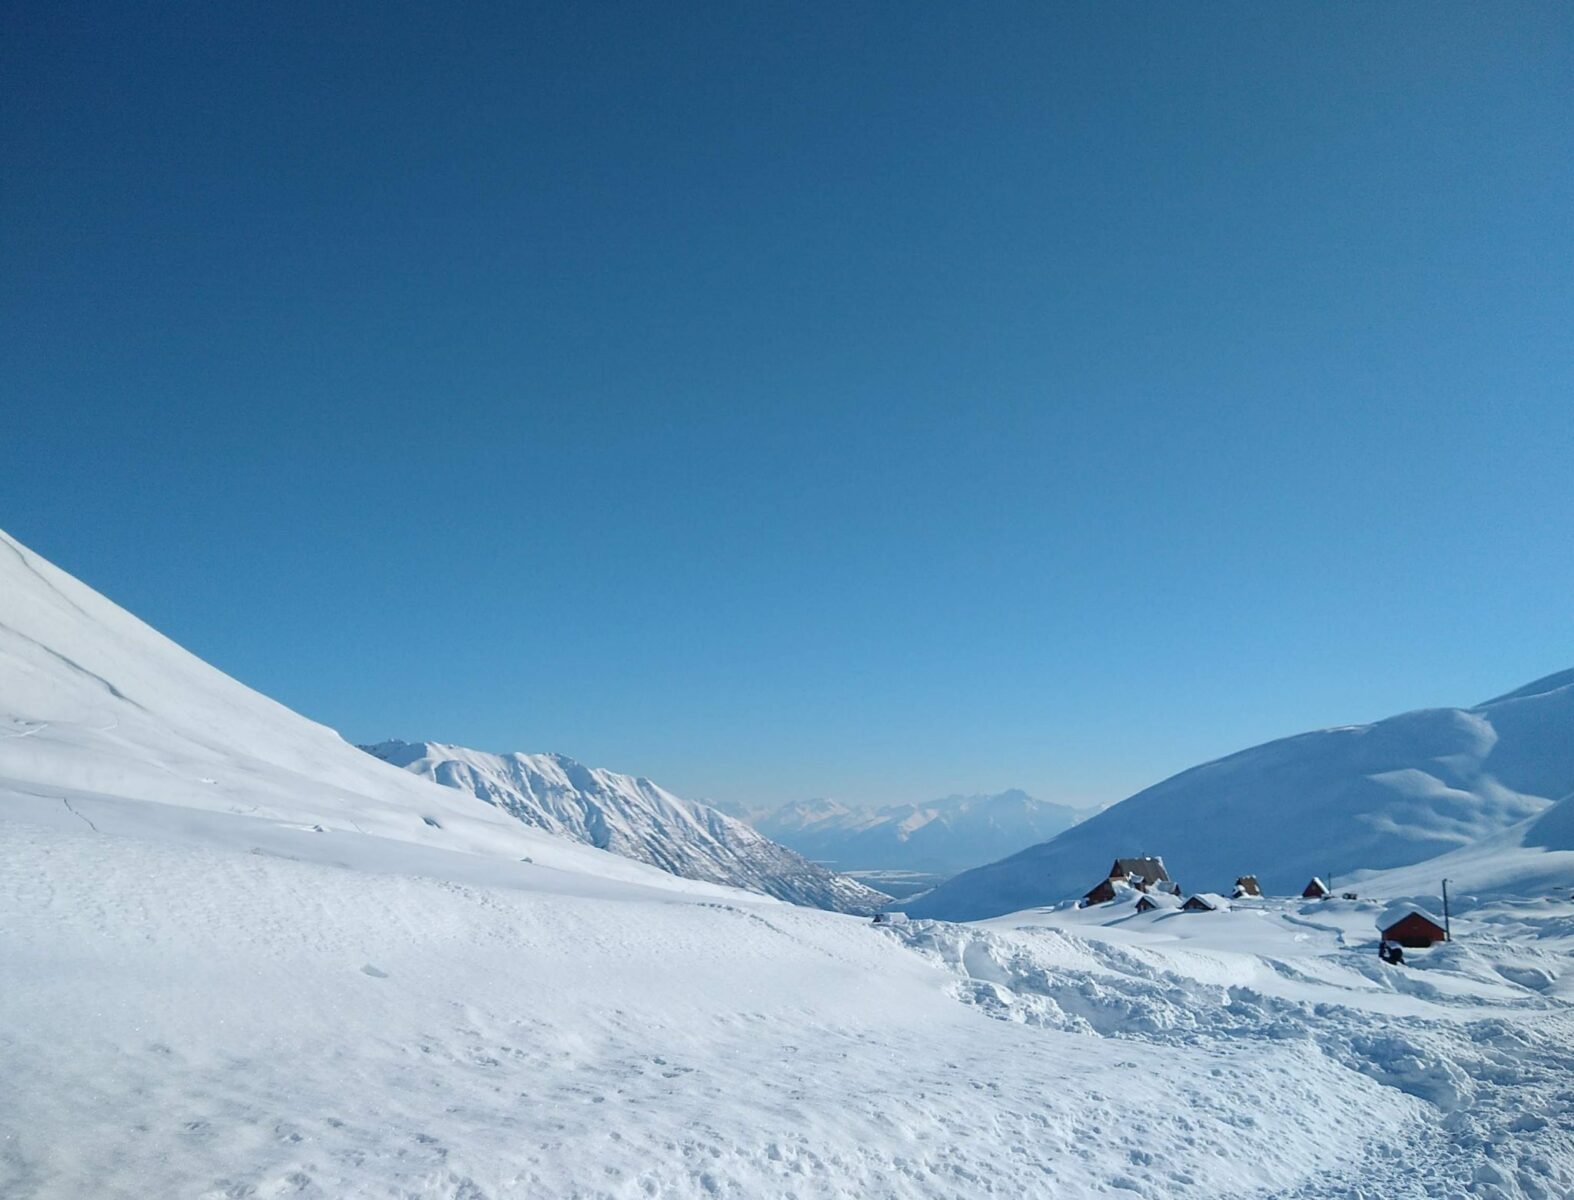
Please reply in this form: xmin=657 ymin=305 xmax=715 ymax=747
xmin=5 ymin=801 xmax=1572 ymax=1199
xmin=3 ymin=527 xmax=1573 ymax=1198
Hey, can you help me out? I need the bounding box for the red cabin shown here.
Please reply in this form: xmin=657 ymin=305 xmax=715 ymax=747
xmin=1381 ymin=911 xmax=1447 ymax=948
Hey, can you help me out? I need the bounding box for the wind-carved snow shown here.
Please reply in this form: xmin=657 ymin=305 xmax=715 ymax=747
xmin=363 ymin=739 xmax=889 ymax=914
xmin=912 ymin=677 xmax=1574 ymax=920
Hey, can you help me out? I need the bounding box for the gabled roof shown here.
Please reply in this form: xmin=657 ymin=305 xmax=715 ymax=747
xmin=1135 ymin=891 xmax=1181 ymax=911
xmin=1302 ymin=877 xmax=1330 ymax=897
xmin=1110 ymin=856 xmax=1170 ymax=884
xmin=1182 ymin=892 xmax=1229 ymax=912
xmin=1378 ymin=903 xmax=1444 ymax=932
xmin=1233 ymin=875 xmax=1261 ymax=896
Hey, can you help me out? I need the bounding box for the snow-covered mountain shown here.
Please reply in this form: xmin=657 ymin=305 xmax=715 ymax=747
xmin=362 ymin=740 xmax=888 ymax=913
xmin=909 ymin=671 xmax=1574 ymax=920
xmin=746 ymin=789 xmax=1089 ymax=875
xmin=0 ymin=526 xmax=743 ymax=900
xmin=6 ymin=526 xmax=1574 ymax=1198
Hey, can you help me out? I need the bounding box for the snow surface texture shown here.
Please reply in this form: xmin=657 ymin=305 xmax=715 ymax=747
xmin=912 ymin=673 xmax=1574 ymax=920
xmin=6 ymin=818 xmax=1573 ymax=1199
xmin=4 ymin=527 xmax=1574 ymax=1198
xmin=363 ymin=739 xmax=888 ymax=914
xmin=744 ymin=789 xmax=1089 ymax=875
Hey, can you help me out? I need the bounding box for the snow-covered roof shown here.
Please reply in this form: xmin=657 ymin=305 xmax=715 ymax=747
xmin=1378 ymin=903 xmax=1444 ymax=933
xmin=1135 ymin=891 xmax=1181 ymax=910
xmin=1183 ymin=892 xmax=1230 ymax=911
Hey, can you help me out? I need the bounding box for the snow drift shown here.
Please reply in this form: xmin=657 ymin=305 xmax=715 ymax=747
xmin=909 ymin=672 xmax=1574 ymax=920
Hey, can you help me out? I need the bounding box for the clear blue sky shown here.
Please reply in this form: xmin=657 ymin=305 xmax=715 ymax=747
xmin=4 ymin=3 xmax=1571 ymax=809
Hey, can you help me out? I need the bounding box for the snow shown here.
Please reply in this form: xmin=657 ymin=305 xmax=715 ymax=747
xmin=749 ymin=789 xmax=1089 ymax=876
xmin=364 ymin=740 xmax=888 ymax=913
xmin=911 ymin=674 xmax=1574 ymax=920
xmin=4 ymin=526 xmax=1574 ymax=1198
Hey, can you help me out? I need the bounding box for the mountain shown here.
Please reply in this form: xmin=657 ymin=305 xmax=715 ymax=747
xmin=362 ymin=740 xmax=888 ymax=913
xmin=0 ymin=526 xmax=745 ymax=900
xmin=6 ymin=526 xmax=1574 ymax=1198
xmin=909 ymin=671 xmax=1574 ymax=920
xmin=748 ymin=789 xmax=1090 ymax=875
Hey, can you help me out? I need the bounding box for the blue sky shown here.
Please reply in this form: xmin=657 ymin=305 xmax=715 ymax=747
xmin=4 ymin=3 xmax=1571 ymax=808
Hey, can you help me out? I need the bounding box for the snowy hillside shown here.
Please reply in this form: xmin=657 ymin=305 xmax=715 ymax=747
xmin=1365 ymin=786 xmax=1574 ymax=902
xmin=363 ymin=740 xmax=888 ymax=913
xmin=3 ymin=528 xmax=1574 ymax=1198
xmin=749 ymin=789 xmax=1089 ymax=875
xmin=0 ymin=527 xmax=743 ymax=898
xmin=910 ymin=672 xmax=1574 ymax=920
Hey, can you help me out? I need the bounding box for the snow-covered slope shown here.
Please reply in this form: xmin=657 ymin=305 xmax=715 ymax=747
xmin=749 ymin=789 xmax=1089 ymax=875
xmin=910 ymin=672 xmax=1574 ymax=920
xmin=363 ymin=740 xmax=888 ymax=913
xmin=4 ymin=528 xmax=1573 ymax=1198
xmin=1364 ymin=786 xmax=1574 ymax=901
xmin=0 ymin=527 xmax=745 ymax=898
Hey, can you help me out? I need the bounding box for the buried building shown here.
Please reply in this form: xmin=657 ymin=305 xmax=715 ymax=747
xmin=1081 ymin=856 xmax=1177 ymax=906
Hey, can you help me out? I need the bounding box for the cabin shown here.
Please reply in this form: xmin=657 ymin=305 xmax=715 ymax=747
xmin=1135 ymin=892 xmax=1180 ymax=914
xmin=1182 ymin=892 xmax=1229 ymax=913
xmin=1082 ymin=877 xmax=1131 ymax=906
xmin=1232 ymin=875 xmax=1262 ymax=898
xmin=1381 ymin=911 xmax=1447 ymax=948
xmin=1110 ymin=857 xmax=1171 ymax=888
xmin=1082 ymin=856 xmax=1183 ymax=900
xmin=870 ymin=912 xmax=909 ymax=926
xmin=1302 ymin=877 xmax=1330 ymax=899
xmin=1082 ymin=856 xmax=1173 ymax=907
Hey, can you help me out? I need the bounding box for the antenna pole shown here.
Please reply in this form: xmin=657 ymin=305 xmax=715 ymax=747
xmin=1442 ymin=879 xmax=1452 ymax=942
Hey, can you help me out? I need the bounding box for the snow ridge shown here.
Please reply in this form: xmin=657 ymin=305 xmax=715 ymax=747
xmin=363 ymin=739 xmax=889 ymax=914
xmin=910 ymin=676 xmax=1574 ymax=921
xmin=746 ymin=789 xmax=1090 ymax=875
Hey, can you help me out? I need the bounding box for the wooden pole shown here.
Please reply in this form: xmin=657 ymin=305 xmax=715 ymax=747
xmin=1442 ymin=878 xmax=1452 ymax=941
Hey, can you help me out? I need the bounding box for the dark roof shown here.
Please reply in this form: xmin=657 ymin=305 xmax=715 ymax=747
xmin=1233 ymin=875 xmax=1261 ymax=896
xmin=1302 ymin=877 xmax=1330 ymax=897
xmin=1110 ymin=857 xmax=1170 ymax=884
xmin=1083 ymin=878 xmax=1120 ymax=905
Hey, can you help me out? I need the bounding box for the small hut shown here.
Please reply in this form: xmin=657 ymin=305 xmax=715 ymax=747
xmin=1082 ymin=856 xmax=1173 ymax=907
xmin=1110 ymin=857 xmax=1171 ymax=889
xmin=1135 ymin=892 xmax=1180 ymax=914
xmin=1182 ymin=892 xmax=1229 ymax=913
xmin=1302 ymin=877 xmax=1330 ymax=899
xmin=1381 ymin=910 xmax=1447 ymax=948
xmin=1082 ymin=877 xmax=1121 ymax=906
xmin=1232 ymin=875 xmax=1262 ymax=898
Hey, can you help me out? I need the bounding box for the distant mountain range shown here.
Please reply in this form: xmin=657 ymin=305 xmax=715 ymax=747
xmin=724 ymin=789 xmax=1092 ymax=877
xmin=909 ymin=670 xmax=1574 ymax=921
xmin=363 ymin=740 xmax=889 ymax=914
